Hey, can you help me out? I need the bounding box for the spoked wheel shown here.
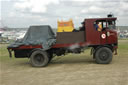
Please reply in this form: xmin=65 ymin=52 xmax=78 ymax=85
xmin=95 ymin=47 xmax=112 ymax=64
xmin=30 ymin=50 xmax=49 ymax=67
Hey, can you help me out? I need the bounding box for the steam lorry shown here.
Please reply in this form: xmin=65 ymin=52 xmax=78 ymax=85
xmin=7 ymin=15 xmax=118 ymax=67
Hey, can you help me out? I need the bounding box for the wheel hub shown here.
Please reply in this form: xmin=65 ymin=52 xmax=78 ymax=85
xmin=34 ymin=54 xmax=44 ymax=64
xmin=100 ymin=51 xmax=108 ymax=61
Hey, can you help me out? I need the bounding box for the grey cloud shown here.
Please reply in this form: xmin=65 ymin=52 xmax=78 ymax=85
xmin=1 ymin=0 xmax=128 ymax=28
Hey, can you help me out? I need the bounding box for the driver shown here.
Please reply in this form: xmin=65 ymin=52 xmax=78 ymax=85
xmin=94 ymin=22 xmax=102 ymax=31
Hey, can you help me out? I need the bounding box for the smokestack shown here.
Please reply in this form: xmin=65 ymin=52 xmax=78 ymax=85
xmin=107 ymin=13 xmax=114 ymax=18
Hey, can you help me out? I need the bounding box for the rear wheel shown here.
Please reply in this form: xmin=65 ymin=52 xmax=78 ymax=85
xmin=30 ymin=50 xmax=49 ymax=67
xmin=95 ymin=47 xmax=112 ymax=64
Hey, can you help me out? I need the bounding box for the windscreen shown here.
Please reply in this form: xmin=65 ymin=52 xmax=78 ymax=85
xmin=107 ymin=20 xmax=116 ymax=30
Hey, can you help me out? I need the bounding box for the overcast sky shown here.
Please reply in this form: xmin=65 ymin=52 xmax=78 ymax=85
xmin=0 ymin=0 xmax=128 ymax=28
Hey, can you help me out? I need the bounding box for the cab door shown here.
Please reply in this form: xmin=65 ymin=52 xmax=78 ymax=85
xmin=100 ymin=21 xmax=107 ymax=45
xmin=106 ymin=20 xmax=117 ymax=44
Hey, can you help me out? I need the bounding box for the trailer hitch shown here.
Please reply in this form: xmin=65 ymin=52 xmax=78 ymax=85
xmin=8 ymin=49 xmax=12 ymax=58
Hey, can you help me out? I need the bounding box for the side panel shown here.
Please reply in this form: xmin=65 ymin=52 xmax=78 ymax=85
xmin=56 ymin=31 xmax=85 ymax=44
xmin=14 ymin=49 xmax=32 ymax=58
xmin=85 ymin=20 xmax=101 ymax=45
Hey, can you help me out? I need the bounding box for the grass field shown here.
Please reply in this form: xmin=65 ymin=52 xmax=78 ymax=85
xmin=0 ymin=40 xmax=128 ymax=85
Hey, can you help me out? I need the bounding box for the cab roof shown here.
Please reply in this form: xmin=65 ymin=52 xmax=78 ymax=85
xmin=85 ymin=17 xmax=117 ymax=21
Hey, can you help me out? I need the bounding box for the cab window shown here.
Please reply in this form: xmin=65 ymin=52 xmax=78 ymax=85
xmin=94 ymin=21 xmax=103 ymax=32
xmin=108 ymin=20 xmax=116 ymax=30
xmin=103 ymin=22 xmax=107 ymax=28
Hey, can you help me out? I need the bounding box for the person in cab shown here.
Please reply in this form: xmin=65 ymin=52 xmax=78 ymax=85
xmin=94 ymin=22 xmax=102 ymax=31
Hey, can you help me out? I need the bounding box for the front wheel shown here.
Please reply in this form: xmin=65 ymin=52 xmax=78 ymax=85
xmin=30 ymin=50 xmax=49 ymax=67
xmin=95 ymin=47 xmax=112 ymax=64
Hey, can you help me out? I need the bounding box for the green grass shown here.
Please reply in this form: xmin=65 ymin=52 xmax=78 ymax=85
xmin=118 ymin=40 xmax=128 ymax=53
xmin=0 ymin=44 xmax=27 ymax=62
xmin=0 ymin=44 xmax=10 ymax=61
